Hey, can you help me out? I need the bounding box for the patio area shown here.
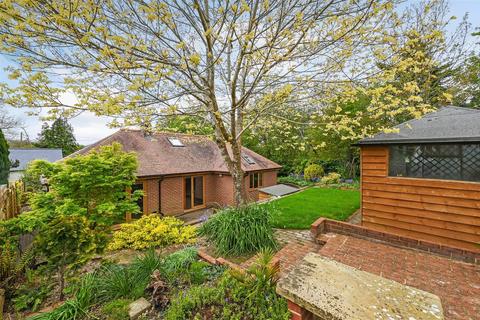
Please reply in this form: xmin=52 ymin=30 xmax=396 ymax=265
xmin=258 ymin=220 xmax=479 ymax=320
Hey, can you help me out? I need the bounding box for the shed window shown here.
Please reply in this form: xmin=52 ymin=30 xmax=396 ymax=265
xmin=249 ymin=172 xmax=263 ymax=189
xmin=389 ymin=144 xmax=480 ymax=182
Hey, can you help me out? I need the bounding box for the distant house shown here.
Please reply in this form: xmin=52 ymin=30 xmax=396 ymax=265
xmin=357 ymin=106 xmax=480 ymax=251
xmin=8 ymin=148 xmax=63 ymax=182
xmin=71 ymin=129 xmax=281 ymax=217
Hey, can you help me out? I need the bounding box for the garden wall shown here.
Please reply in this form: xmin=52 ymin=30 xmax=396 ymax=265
xmin=360 ymin=146 xmax=480 ymax=252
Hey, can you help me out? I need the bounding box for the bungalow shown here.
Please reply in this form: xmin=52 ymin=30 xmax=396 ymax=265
xmin=72 ymin=129 xmax=281 ymax=217
xmin=8 ymin=148 xmax=63 ymax=182
xmin=357 ymin=106 xmax=480 ymax=251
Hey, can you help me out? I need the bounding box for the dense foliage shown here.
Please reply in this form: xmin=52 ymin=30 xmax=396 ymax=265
xmin=35 ymin=118 xmax=81 ymax=156
xmin=0 ymin=143 xmax=140 ymax=303
xmin=164 ymin=250 xmax=289 ymax=320
xmin=277 ymin=176 xmax=314 ymax=187
xmin=0 ymin=128 xmax=10 ymax=185
xmin=107 ymin=215 xmax=196 ymax=251
xmin=198 ymin=204 xmax=277 ymax=256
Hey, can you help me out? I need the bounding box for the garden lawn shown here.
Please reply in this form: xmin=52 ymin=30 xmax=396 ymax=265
xmin=269 ymin=187 xmax=360 ymax=229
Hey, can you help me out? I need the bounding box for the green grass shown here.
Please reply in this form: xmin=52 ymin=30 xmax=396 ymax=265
xmin=269 ymin=187 xmax=360 ymax=229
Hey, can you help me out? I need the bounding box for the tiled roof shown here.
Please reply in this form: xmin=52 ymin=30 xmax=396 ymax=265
xmin=358 ymin=106 xmax=480 ymax=145
xmin=9 ymin=148 xmax=63 ymax=171
xmin=69 ymin=129 xmax=281 ymax=177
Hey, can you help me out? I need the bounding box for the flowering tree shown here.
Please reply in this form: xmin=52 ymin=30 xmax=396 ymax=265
xmin=0 ymin=0 xmax=395 ymax=204
xmin=319 ymin=0 xmax=471 ymax=141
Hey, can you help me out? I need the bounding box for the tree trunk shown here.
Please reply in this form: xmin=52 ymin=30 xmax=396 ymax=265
xmin=0 ymin=288 xmax=5 ymax=319
xmin=58 ymin=263 xmax=66 ymax=301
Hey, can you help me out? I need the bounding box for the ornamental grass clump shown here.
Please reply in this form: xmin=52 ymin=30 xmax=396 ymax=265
xmin=198 ymin=204 xmax=277 ymax=256
xmin=107 ymin=215 xmax=196 ymax=250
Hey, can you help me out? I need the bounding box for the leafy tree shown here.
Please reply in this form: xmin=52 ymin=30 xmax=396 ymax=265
xmin=35 ymin=211 xmax=96 ymax=300
xmin=453 ymin=54 xmax=480 ymax=108
xmin=0 ymin=0 xmax=397 ymax=205
xmin=35 ymin=118 xmax=80 ymax=156
xmin=319 ymin=0 xmax=471 ymax=140
xmin=0 ymin=128 xmax=10 ymax=185
xmin=0 ymin=143 xmax=141 ymax=292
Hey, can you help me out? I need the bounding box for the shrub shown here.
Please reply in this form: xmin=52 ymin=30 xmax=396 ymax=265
xmin=198 ymin=204 xmax=277 ymax=256
xmin=304 ymin=164 xmax=324 ymax=181
xmin=321 ymin=172 xmax=341 ymax=184
xmin=107 ymin=215 xmax=196 ymax=250
xmin=100 ymin=299 xmax=131 ymax=320
xmin=160 ymin=247 xmax=198 ymax=282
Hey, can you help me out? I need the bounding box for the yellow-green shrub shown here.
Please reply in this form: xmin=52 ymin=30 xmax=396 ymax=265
xmin=304 ymin=164 xmax=324 ymax=181
xmin=108 ymin=215 xmax=196 ymax=250
xmin=321 ymin=172 xmax=341 ymax=184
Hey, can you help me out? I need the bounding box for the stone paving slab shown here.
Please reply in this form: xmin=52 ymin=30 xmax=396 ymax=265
xmin=277 ymin=253 xmax=444 ymax=320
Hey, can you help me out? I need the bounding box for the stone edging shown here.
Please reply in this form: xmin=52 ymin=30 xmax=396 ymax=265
xmin=197 ymin=248 xmax=281 ymax=273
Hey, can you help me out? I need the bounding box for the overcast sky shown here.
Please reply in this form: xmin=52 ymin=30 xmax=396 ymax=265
xmin=1 ymin=0 xmax=479 ymax=146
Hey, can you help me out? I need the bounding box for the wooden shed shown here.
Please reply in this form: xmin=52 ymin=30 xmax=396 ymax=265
xmin=356 ymin=106 xmax=480 ymax=252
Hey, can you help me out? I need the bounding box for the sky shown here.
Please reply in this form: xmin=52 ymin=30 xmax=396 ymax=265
xmin=0 ymin=0 xmax=479 ymax=146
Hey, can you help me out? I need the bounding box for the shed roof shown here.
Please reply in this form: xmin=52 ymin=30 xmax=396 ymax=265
xmin=69 ymin=129 xmax=282 ymax=177
xmin=9 ymin=148 xmax=63 ymax=171
xmin=357 ymin=106 xmax=480 ymax=145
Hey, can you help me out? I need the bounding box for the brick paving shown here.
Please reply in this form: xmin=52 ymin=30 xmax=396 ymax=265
xmin=276 ymin=232 xmax=480 ymax=320
xmin=240 ymin=229 xmax=319 ymax=271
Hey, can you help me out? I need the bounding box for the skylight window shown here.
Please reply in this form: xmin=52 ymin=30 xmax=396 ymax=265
xmin=167 ymin=137 xmax=184 ymax=147
xmin=242 ymin=153 xmax=256 ymax=165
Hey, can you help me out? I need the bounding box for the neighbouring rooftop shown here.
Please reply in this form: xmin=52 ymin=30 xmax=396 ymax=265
xmin=358 ymin=106 xmax=480 ymax=145
xmin=9 ymin=148 xmax=63 ymax=172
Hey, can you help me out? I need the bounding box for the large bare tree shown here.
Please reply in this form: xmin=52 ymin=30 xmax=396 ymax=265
xmin=0 ymin=0 xmax=394 ymax=204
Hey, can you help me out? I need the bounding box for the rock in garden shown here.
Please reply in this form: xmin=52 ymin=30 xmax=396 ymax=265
xmin=128 ymin=297 xmax=152 ymax=319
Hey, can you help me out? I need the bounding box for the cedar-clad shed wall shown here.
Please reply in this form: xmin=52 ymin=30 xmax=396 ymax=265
xmin=360 ymin=145 xmax=480 ymax=252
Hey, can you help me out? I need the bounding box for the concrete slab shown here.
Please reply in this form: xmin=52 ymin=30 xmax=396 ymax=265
xmin=277 ymin=253 xmax=444 ymax=320
xmin=259 ymin=184 xmax=299 ymax=197
xmin=128 ymin=297 xmax=151 ymax=319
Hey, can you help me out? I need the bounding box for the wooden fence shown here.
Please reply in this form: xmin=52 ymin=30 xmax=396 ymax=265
xmin=0 ymin=181 xmax=23 ymax=221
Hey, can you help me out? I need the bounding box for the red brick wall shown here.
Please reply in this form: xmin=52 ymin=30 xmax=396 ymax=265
xmin=245 ymin=170 xmax=278 ymax=201
xmin=160 ymin=176 xmax=184 ymax=215
xmin=141 ymin=178 xmax=160 ymax=214
xmin=138 ymin=170 xmax=278 ymax=216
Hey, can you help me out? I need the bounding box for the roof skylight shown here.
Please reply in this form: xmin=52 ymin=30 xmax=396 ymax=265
xmin=167 ymin=137 xmax=184 ymax=147
xmin=242 ymin=153 xmax=256 ymax=165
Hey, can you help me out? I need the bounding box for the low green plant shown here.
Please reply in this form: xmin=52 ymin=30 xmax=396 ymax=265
xmin=277 ymin=176 xmax=313 ymax=187
xmin=321 ymin=172 xmax=341 ymax=184
xmin=28 ymin=273 xmax=99 ymax=320
xmin=198 ymin=204 xmax=277 ymax=256
xmin=161 ymin=247 xmax=198 ymax=283
xmin=304 ymin=164 xmax=324 ymax=181
xmin=97 ymin=250 xmax=163 ymax=301
xmin=100 ymin=299 xmax=131 ymax=320
xmin=107 ymin=215 xmax=196 ymax=250
xmin=13 ymin=270 xmax=53 ymax=312
xmin=1 ymin=243 xmax=33 ymax=300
